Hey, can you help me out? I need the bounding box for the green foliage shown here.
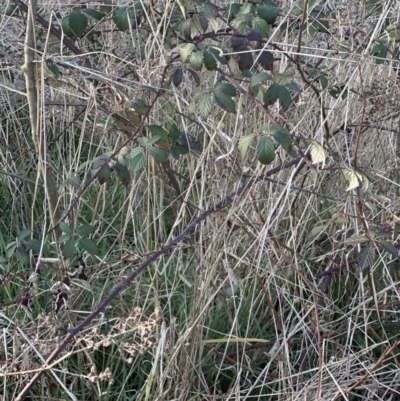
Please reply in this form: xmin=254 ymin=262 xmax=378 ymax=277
xmin=62 ymin=11 xmax=88 ymax=38
xmin=257 ymin=136 xmax=275 ymax=165
xmin=60 ymin=223 xmax=99 ymax=259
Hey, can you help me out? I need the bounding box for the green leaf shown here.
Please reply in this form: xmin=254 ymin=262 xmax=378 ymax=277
xmin=257 ymin=5 xmax=279 ymax=24
xmin=81 ymin=8 xmax=105 ymax=20
xmin=274 ymin=72 xmax=294 ymax=85
xmin=204 ymin=51 xmax=217 ymax=70
xmin=130 ymin=147 xmax=146 ymax=172
xmin=6 ymin=4 xmax=19 ymax=16
xmin=60 ymin=222 xmax=72 ymax=235
xmin=114 ymin=162 xmax=131 ymax=186
xmin=172 ymin=68 xmax=183 ymax=87
xmin=63 ymin=238 xmax=76 ymax=259
xmin=378 ymin=240 xmax=399 ymax=258
xmin=238 ymin=133 xmax=256 ymax=158
xmin=76 ymin=224 xmax=95 ymax=236
xmin=273 ymin=127 xmax=292 ymax=151
xmin=61 ymin=16 xmax=75 ymax=38
xmin=252 ymin=17 xmax=269 ymax=37
xmin=251 ymin=72 xmax=273 ymax=87
xmin=357 ymin=245 xmax=375 ymax=270
xmin=319 ymin=75 xmax=328 ymax=89
xmin=170 ymin=145 xmax=188 ymax=159
xmin=208 ymin=47 xmax=228 ymax=65
xmin=215 ymin=91 xmax=235 ymax=113
xmin=114 ymin=7 xmax=130 ymax=31
xmin=147 ymin=135 xmax=162 ymax=146
xmin=226 ymin=3 xmax=241 ymax=21
xmin=18 ymin=229 xmax=31 ymax=241
xmin=264 ymin=83 xmax=291 ymax=110
xmin=180 ymin=43 xmax=195 ymax=62
xmin=79 ymin=238 xmax=99 ymax=256
xmin=67 ymin=12 xmax=88 ymax=37
xmin=187 ymin=68 xmax=200 ymax=86
xmin=149 ymin=147 xmax=168 ymax=162
xmin=344 ymin=234 xmax=370 ymax=246
xmin=68 ymin=175 xmax=81 ymax=187
xmin=25 ymin=239 xmax=41 ymax=253
xmin=16 ymin=245 xmax=29 ymax=265
xmin=371 ymin=43 xmax=387 ymax=64
xmin=97 ymin=163 xmax=111 ymax=185
xmin=199 ymin=94 xmax=213 ymax=118
xmin=132 ymin=99 xmax=149 ymax=115
xmin=190 ymin=51 xmax=203 ymax=71
xmin=238 ymin=48 xmax=253 ymax=71
xmin=217 ymin=83 xmax=236 ymax=97
xmin=257 ymin=136 xmax=275 ymax=165
xmin=148 ymin=125 xmax=168 ymax=140
xmin=257 ymin=49 xmax=274 ymax=71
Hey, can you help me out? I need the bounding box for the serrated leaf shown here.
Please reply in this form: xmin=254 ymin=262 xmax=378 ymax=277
xmin=172 ymin=68 xmax=183 ymax=87
xmin=132 ymin=99 xmax=149 ymax=115
xmin=81 ymin=8 xmax=105 ymax=20
xmin=344 ymin=234 xmax=370 ymax=245
xmin=79 ymin=238 xmax=99 ymax=256
xmin=25 ymin=239 xmax=41 ymax=253
xmin=130 ymin=147 xmax=146 ymax=172
xmin=204 ymin=51 xmax=217 ymax=70
xmin=67 ymin=12 xmax=88 ymax=37
xmin=60 ymin=222 xmax=72 ymax=234
xmin=311 ymin=142 xmax=326 ymax=167
xmin=238 ymin=49 xmax=253 ymax=71
xmin=199 ymin=94 xmax=213 ymax=118
xmin=63 ymin=238 xmax=76 ymax=259
xmin=257 ymin=49 xmax=274 ymax=71
xmin=149 ymin=147 xmax=168 ymax=162
xmin=252 ymin=17 xmax=269 ymax=37
xmin=264 ymin=83 xmax=291 ymax=110
xmin=170 ymin=145 xmax=188 ymax=159
xmin=215 ymin=91 xmax=236 ymax=113
xmin=263 ymin=123 xmax=279 ymax=133
xmin=68 ymin=175 xmax=81 ymax=187
xmin=357 ymin=245 xmax=375 ymax=270
xmin=147 ymin=135 xmax=162 ymax=146
xmin=378 ymin=240 xmax=399 ymax=257
xmin=273 ymin=127 xmax=292 ymax=151
xmin=114 ymin=7 xmax=130 ymax=31
xmin=274 ymin=72 xmax=295 ymax=85
xmin=217 ymin=83 xmax=236 ymax=97
xmin=97 ymin=163 xmax=111 ymax=185
xmin=190 ymin=51 xmax=203 ymax=71
xmin=257 ymin=136 xmax=275 ymax=165
xmin=251 ymin=72 xmax=273 ymax=87
xmin=180 ymin=43 xmax=195 ymax=62
xmin=76 ymin=224 xmax=95 ymax=236
xmin=148 ymin=125 xmax=168 ymax=140
xmin=187 ymin=68 xmax=200 ymax=86
xmin=238 ymin=133 xmax=256 ymax=158
xmin=114 ymin=162 xmax=131 ymax=186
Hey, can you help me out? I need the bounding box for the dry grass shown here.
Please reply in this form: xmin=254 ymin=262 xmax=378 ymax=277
xmin=1 ymin=0 xmax=400 ymax=400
